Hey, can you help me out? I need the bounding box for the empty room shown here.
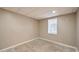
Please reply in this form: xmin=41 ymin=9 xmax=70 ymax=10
xmin=0 ymin=7 xmax=79 ymax=52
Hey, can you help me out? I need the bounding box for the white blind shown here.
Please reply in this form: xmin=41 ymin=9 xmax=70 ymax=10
xmin=48 ymin=18 xmax=57 ymax=34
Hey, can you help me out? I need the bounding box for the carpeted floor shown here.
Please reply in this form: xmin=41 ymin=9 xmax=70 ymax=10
xmin=4 ymin=39 xmax=76 ymax=52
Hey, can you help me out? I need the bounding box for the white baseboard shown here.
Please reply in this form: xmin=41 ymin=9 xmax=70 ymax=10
xmin=0 ymin=37 xmax=39 ymax=52
xmin=0 ymin=37 xmax=78 ymax=52
xmin=40 ymin=38 xmax=78 ymax=52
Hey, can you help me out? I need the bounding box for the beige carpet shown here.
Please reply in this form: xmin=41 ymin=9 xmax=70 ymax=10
xmin=3 ymin=39 xmax=76 ymax=52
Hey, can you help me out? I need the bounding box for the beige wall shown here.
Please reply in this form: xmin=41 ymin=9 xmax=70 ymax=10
xmin=0 ymin=9 xmax=39 ymax=49
xmin=76 ymin=9 xmax=79 ymax=49
xmin=40 ymin=13 xmax=76 ymax=46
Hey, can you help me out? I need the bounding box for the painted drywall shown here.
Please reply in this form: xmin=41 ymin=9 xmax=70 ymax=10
xmin=40 ymin=13 xmax=76 ymax=46
xmin=76 ymin=9 xmax=79 ymax=49
xmin=0 ymin=9 xmax=39 ymax=49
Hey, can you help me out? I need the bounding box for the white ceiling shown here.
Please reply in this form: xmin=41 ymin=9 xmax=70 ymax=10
xmin=2 ymin=7 xmax=78 ymax=20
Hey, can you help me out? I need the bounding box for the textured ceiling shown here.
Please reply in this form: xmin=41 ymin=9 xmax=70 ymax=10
xmin=2 ymin=7 xmax=78 ymax=20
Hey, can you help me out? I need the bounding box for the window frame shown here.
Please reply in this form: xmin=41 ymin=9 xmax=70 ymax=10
xmin=48 ymin=17 xmax=57 ymax=34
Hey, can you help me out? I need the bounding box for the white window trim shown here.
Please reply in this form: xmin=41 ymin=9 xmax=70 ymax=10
xmin=48 ymin=17 xmax=57 ymax=34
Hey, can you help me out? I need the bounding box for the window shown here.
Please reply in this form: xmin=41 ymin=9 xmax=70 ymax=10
xmin=48 ymin=18 xmax=57 ymax=34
